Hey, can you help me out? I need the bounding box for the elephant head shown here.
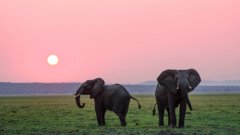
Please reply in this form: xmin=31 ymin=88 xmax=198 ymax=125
xmin=157 ymin=69 xmax=201 ymax=111
xmin=74 ymin=78 xmax=105 ymax=108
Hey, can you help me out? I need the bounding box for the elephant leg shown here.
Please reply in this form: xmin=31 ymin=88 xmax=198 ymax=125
xmin=114 ymin=99 xmax=129 ymax=126
xmin=95 ymin=104 xmax=103 ymax=126
xmin=116 ymin=112 xmax=126 ymax=126
xmin=166 ymin=108 xmax=171 ymax=126
xmin=169 ymin=107 xmax=176 ymax=128
xmin=122 ymin=106 xmax=129 ymax=119
xmin=122 ymin=98 xmax=130 ymax=117
xmin=102 ymin=109 xmax=106 ymax=125
xmin=168 ymin=95 xmax=177 ymax=128
xmin=95 ymin=110 xmax=102 ymax=126
xmin=157 ymin=103 xmax=165 ymax=126
xmin=179 ymin=100 xmax=186 ymax=128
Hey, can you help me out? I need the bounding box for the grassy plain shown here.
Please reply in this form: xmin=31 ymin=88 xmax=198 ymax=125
xmin=0 ymin=94 xmax=239 ymax=135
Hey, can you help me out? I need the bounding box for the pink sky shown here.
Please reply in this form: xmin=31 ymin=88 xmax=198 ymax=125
xmin=0 ymin=0 xmax=240 ymax=83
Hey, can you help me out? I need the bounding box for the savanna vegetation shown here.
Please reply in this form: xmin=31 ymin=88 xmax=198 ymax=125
xmin=0 ymin=94 xmax=239 ymax=135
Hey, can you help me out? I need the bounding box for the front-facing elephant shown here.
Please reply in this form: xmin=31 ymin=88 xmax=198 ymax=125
xmin=153 ymin=69 xmax=201 ymax=128
xmin=74 ymin=78 xmax=141 ymax=126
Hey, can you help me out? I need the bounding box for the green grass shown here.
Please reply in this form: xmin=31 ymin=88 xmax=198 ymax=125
xmin=0 ymin=94 xmax=240 ymax=135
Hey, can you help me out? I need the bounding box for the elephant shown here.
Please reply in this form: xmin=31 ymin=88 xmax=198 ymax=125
xmin=152 ymin=69 xmax=201 ymax=128
xmin=74 ymin=78 xmax=141 ymax=126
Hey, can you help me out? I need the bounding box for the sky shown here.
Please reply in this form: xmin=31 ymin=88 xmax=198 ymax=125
xmin=0 ymin=0 xmax=240 ymax=83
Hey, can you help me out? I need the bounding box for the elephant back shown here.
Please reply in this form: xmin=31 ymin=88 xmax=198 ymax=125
xmin=105 ymin=84 xmax=131 ymax=98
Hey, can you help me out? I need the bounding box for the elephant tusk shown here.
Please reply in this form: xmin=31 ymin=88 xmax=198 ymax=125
xmin=176 ymin=86 xmax=179 ymax=90
xmin=74 ymin=94 xmax=80 ymax=97
xmin=188 ymin=85 xmax=193 ymax=89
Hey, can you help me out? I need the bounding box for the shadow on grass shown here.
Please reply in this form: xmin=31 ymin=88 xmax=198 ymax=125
xmin=158 ymin=131 xmax=184 ymax=135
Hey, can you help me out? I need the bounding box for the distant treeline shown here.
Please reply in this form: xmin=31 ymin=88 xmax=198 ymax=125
xmin=0 ymin=83 xmax=80 ymax=95
xmin=0 ymin=82 xmax=240 ymax=95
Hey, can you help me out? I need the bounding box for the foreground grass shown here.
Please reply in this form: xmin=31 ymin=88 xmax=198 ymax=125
xmin=0 ymin=94 xmax=239 ymax=135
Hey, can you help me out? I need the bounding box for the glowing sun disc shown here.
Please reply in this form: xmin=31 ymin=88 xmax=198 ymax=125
xmin=47 ymin=55 xmax=59 ymax=65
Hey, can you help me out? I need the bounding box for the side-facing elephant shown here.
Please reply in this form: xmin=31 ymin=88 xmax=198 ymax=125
xmin=152 ymin=69 xmax=201 ymax=128
xmin=74 ymin=78 xmax=141 ymax=126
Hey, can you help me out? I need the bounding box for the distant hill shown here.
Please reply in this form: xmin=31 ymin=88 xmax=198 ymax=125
xmin=139 ymin=81 xmax=157 ymax=85
xmin=0 ymin=82 xmax=240 ymax=95
xmin=0 ymin=82 xmax=80 ymax=95
xmin=140 ymin=80 xmax=240 ymax=86
xmin=200 ymin=80 xmax=240 ymax=86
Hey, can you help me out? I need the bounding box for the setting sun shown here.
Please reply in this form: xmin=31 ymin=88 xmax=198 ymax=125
xmin=47 ymin=55 xmax=59 ymax=66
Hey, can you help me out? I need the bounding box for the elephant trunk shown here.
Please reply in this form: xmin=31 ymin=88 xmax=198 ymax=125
xmin=180 ymin=85 xmax=193 ymax=111
xmin=75 ymin=89 xmax=85 ymax=108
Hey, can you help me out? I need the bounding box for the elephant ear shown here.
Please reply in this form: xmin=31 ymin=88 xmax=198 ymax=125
xmin=188 ymin=69 xmax=201 ymax=90
xmin=90 ymin=78 xmax=105 ymax=98
xmin=157 ymin=69 xmax=177 ymax=94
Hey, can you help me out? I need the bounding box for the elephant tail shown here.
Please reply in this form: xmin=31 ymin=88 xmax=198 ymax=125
xmin=130 ymin=97 xmax=141 ymax=110
xmin=152 ymin=103 xmax=157 ymax=116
